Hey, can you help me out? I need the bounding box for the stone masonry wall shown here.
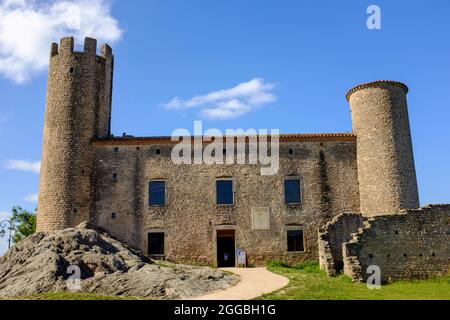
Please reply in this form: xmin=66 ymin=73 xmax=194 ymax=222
xmin=318 ymin=213 xmax=365 ymax=276
xmin=92 ymin=138 xmax=360 ymax=266
xmin=343 ymin=205 xmax=450 ymax=282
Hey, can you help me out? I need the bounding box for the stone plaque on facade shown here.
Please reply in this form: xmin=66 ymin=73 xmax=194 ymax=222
xmin=251 ymin=207 xmax=271 ymax=230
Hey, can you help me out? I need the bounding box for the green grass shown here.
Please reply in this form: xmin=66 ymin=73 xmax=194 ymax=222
xmin=260 ymin=261 xmax=450 ymax=300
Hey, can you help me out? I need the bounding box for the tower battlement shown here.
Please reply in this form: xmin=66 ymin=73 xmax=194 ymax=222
xmin=50 ymin=36 xmax=113 ymax=59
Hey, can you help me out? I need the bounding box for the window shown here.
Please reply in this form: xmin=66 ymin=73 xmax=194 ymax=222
xmin=112 ymin=173 xmax=118 ymax=181
xmin=216 ymin=180 xmax=234 ymax=205
xmin=287 ymin=230 xmax=305 ymax=252
xmin=285 ymin=178 xmax=301 ymax=204
xmin=113 ymin=147 xmax=119 ymax=153
xmin=148 ymin=232 xmax=165 ymax=255
xmin=149 ymin=181 xmax=166 ymax=206
xmin=111 ymin=212 xmax=117 ymax=220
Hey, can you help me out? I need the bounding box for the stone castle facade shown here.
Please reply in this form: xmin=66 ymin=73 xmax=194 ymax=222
xmin=37 ymin=38 xmax=449 ymax=280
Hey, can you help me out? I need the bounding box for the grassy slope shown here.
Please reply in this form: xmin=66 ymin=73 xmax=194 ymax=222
xmin=259 ymin=261 xmax=450 ymax=300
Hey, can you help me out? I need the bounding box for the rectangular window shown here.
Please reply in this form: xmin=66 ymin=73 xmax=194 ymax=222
xmin=285 ymin=179 xmax=301 ymax=204
xmin=149 ymin=181 xmax=166 ymax=206
xmin=216 ymin=180 xmax=234 ymax=205
xmin=148 ymin=232 xmax=165 ymax=255
xmin=287 ymin=230 xmax=305 ymax=252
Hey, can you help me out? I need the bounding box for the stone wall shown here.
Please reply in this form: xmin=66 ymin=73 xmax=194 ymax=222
xmin=318 ymin=213 xmax=365 ymax=276
xmin=343 ymin=205 xmax=450 ymax=282
xmin=91 ymin=137 xmax=360 ymax=266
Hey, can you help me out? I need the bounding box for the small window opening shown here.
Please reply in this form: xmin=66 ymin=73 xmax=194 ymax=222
xmin=112 ymin=173 xmax=118 ymax=181
xmin=69 ymin=67 xmax=74 ymax=74
xmin=113 ymin=147 xmax=119 ymax=153
xmin=285 ymin=178 xmax=302 ymax=205
xmin=216 ymin=180 xmax=234 ymax=206
xmin=155 ymin=148 xmax=161 ymax=155
xmin=288 ymin=148 xmax=294 ymax=156
xmin=287 ymin=230 xmax=305 ymax=252
xmin=149 ymin=181 xmax=166 ymax=206
xmin=111 ymin=212 xmax=117 ymax=220
xmin=148 ymin=232 xmax=165 ymax=255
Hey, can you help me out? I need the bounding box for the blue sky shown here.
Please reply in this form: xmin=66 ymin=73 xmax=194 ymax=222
xmin=1 ymin=0 xmax=450 ymax=252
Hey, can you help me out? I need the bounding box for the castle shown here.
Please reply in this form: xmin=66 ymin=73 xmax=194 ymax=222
xmin=37 ymin=37 xmax=449 ymax=282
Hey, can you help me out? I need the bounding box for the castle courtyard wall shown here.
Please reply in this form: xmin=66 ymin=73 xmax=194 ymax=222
xmin=343 ymin=205 xmax=450 ymax=282
xmin=91 ymin=139 xmax=360 ymax=266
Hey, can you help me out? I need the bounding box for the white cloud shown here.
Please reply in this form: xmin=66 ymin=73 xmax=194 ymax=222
xmin=163 ymin=78 xmax=277 ymax=120
xmin=0 ymin=0 xmax=123 ymax=83
xmin=24 ymin=193 xmax=38 ymax=203
xmin=5 ymin=160 xmax=41 ymax=173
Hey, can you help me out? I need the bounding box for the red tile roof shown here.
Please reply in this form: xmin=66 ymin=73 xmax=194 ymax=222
xmin=93 ymin=133 xmax=356 ymax=146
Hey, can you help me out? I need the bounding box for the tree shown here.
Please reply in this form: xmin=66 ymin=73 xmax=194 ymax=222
xmin=10 ymin=206 xmax=36 ymax=244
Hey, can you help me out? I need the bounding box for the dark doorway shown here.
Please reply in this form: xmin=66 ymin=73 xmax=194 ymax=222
xmin=217 ymin=229 xmax=236 ymax=267
xmin=148 ymin=232 xmax=165 ymax=256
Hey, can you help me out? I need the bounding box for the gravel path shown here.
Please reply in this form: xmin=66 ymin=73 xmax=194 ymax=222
xmin=187 ymin=268 xmax=289 ymax=300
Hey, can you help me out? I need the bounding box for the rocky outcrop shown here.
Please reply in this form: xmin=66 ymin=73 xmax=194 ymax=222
xmin=0 ymin=222 xmax=239 ymax=299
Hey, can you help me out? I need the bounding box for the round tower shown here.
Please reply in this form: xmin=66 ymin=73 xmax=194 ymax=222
xmin=347 ymin=80 xmax=420 ymax=217
xmin=37 ymin=37 xmax=114 ymax=232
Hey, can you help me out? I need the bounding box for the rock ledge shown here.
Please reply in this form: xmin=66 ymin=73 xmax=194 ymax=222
xmin=0 ymin=222 xmax=239 ymax=299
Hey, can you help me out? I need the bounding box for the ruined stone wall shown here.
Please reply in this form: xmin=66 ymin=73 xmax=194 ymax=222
xmin=318 ymin=213 xmax=365 ymax=276
xmin=92 ymin=138 xmax=360 ymax=266
xmin=343 ymin=205 xmax=450 ymax=282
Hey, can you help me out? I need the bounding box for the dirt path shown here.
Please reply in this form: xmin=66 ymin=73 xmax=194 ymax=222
xmin=187 ymin=268 xmax=289 ymax=300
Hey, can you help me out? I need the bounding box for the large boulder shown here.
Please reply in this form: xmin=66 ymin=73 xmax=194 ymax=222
xmin=0 ymin=222 xmax=238 ymax=299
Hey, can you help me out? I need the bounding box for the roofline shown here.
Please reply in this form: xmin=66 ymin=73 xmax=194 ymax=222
xmin=93 ymin=133 xmax=357 ymax=146
xmin=346 ymin=80 xmax=409 ymax=102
